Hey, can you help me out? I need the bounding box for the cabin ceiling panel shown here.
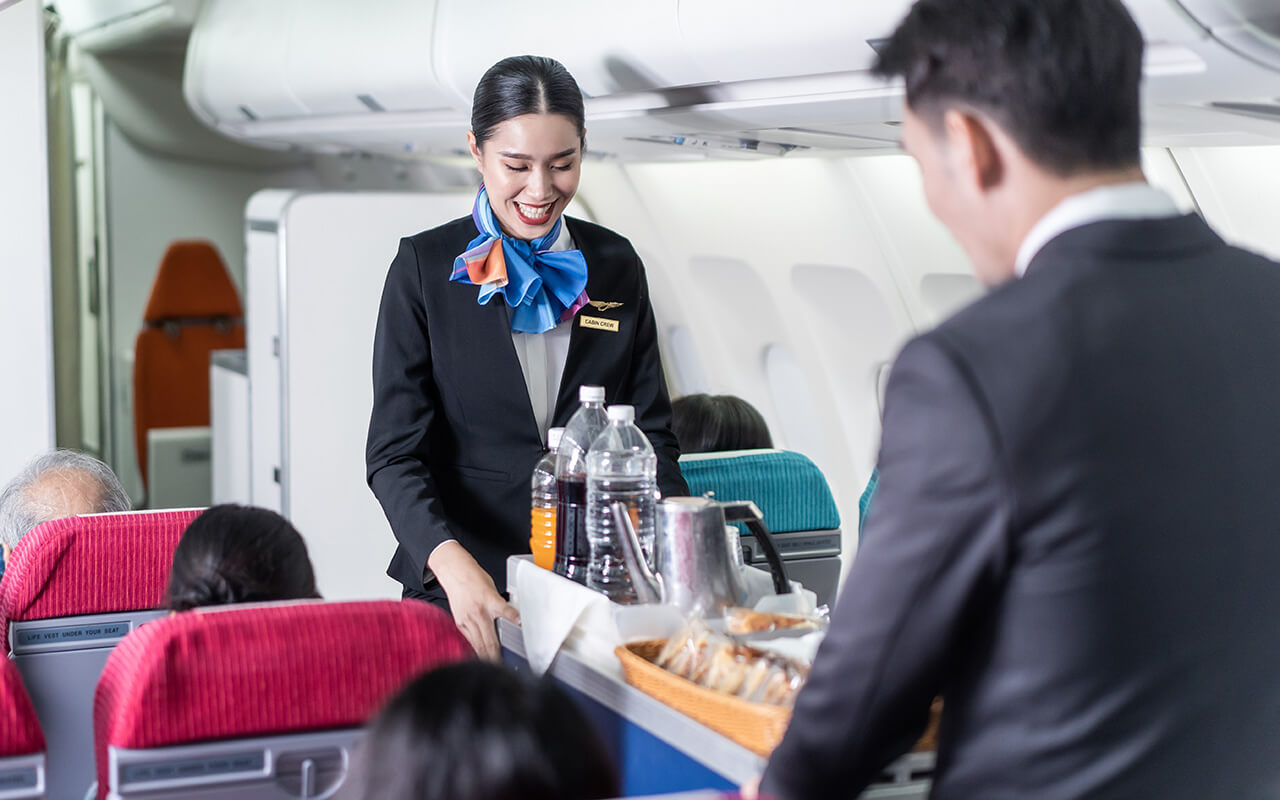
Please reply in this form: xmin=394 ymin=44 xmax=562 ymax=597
xmin=170 ymin=0 xmax=1280 ymax=159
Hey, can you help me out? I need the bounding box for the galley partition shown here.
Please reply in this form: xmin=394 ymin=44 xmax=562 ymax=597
xmin=241 ymin=191 xmax=590 ymax=600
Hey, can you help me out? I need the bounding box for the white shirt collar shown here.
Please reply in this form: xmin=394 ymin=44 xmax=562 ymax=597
xmin=545 ymin=217 xmax=574 ymax=253
xmin=1015 ymin=182 xmax=1181 ymax=276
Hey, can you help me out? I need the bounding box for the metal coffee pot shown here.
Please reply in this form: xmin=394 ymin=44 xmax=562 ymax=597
xmin=613 ymin=496 xmax=791 ymax=616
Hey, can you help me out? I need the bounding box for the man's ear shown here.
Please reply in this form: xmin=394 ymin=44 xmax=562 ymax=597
xmin=466 ymin=130 xmax=483 ymax=171
xmin=942 ymin=109 xmax=1003 ymax=193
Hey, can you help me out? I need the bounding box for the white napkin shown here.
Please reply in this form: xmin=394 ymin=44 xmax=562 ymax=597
xmin=741 ymin=564 xmax=818 ymax=613
xmin=511 ymin=557 xmax=612 ymax=674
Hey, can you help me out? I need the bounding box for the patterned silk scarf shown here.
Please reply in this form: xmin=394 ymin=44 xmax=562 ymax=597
xmin=450 ymin=186 xmax=590 ymax=334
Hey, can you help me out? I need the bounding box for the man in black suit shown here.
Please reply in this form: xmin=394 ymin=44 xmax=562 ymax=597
xmin=761 ymin=1 xmax=1280 ymax=798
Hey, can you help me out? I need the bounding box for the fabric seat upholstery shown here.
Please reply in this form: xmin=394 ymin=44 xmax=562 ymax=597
xmin=0 ymin=656 xmax=43 ymax=759
xmin=678 ymin=449 xmax=840 ymax=533
xmin=93 ymin=600 xmax=472 ymax=799
xmin=1 ymin=509 xmax=199 ymax=800
xmin=0 ymin=510 xmax=199 ymax=652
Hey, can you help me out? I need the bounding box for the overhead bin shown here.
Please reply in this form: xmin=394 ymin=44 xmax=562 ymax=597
xmin=182 ymin=0 xmax=1280 ymax=159
xmin=184 ymin=0 xmax=462 ymax=138
xmin=678 ymin=0 xmax=907 ymax=83
xmin=433 ymin=0 xmax=714 ymax=100
xmin=1178 ymin=0 xmax=1280 ymax=70
xmin=183 ymin=0 xmax=308 ymax=125
xmin=54 ymin=0 xmax=200 ymax=53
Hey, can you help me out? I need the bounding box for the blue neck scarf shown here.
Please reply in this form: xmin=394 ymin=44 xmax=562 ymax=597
xmin=450 ymin=186 xmax=590 ymax=334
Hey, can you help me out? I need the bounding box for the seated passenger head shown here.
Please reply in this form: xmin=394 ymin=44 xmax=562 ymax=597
xmin=872 ymin=0 xmax=1145 ymax=285
xmin=0 ymin=449 xmax=131 ymax=555
xmin=166 ymin=504 xmax=319 ymax=611
xmin=467 ymin=55 xmax=585 ymax=242
xmin=349 ymin=661 xmax=618 ymax=800
xmin=671 ymin=394 xmax=774 ymax=454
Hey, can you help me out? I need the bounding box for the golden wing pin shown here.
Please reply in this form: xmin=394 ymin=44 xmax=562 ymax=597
xmin=588 ymin=301 xmax=624 ymax=312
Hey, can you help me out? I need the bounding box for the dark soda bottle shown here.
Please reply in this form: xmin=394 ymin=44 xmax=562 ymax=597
xmin=554 ymin=386 xmax=608 ymax=584
xmin=554 ymin=474 xmax=590 ymax=582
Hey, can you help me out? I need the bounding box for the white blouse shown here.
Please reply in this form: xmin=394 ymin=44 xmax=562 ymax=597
xmin=509 ymin=221 xmax=576 ymax=443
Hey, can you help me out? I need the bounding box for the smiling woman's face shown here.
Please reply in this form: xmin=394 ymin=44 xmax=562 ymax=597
xmin=468 ymin=113 xmax=583 ymax=241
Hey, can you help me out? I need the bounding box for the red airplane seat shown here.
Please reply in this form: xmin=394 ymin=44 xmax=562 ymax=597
xmin=94 ymin=599 xmax=472 ymax=799
xmin=0 ymin=655 xmax=46 ymax=798
xmin=133 ymin=240 xmax=245 ymax=489
xmin=1 ymin=509 xmax=200 ymax=800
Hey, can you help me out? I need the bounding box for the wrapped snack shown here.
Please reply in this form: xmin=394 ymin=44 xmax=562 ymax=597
xmin=701 ymin=644 xmax=752 ymax=696
xmin=651 ymin=617 xmax=811 ymax=708
xmin=688 ymin=635 xmax=728 ymax=685
xmin=725 ymin=607 xmax=822 ymax=636
xmin=746 ymin=663 xmax=789 ymax=705
xmin=655 ymin=625 xmax=695 ymax=673
xmin=737 ymin=658 xmax=772 ymax=701
xmin=657 ymin=622 xmax=716 ymax=680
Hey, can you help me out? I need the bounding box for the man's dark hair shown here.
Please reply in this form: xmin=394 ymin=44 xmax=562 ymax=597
xmin=872 ymin=0 xmax=1145 ymax=175
xmin=347 ymin=661 xmax=619 ymax=800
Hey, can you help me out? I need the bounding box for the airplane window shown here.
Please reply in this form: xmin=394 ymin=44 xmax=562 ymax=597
xmin=667 ymin=326 xmax=711 ymax=396
xmin=875 ymin=362 xmax=892 ymax=420
xmin=763 ymin=343 xmax=829 ymax=465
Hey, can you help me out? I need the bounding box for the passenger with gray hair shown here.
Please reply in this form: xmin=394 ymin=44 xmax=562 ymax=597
xmin=0 ymin=450 xmax=131 ymax=578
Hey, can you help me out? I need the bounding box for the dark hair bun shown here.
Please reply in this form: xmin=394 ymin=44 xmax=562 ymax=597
xmin=165 ymin=504 xmax=318 ymax=612
xmin=168 ymin=570 xmax=243 ymax=612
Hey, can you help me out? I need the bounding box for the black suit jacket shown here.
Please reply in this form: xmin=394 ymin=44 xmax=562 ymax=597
xmin=762 ymin=214 xmax=1280 ymax=799
xmin=366 ymin=215 xmax=688 ymax=595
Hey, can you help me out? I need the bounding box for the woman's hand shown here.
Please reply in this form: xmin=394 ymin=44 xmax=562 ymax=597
xmin=428 ymin=540 xmax=520 ymax=660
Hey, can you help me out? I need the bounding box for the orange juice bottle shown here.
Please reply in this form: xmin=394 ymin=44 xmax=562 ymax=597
xmin=530 ymin=427 xmax=564 ymax=570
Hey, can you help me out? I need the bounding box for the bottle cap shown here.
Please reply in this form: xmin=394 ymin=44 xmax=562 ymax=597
xmin=579 ymin=385 xmax=605 ymax=403
xmin=607 ymin=405 xmax=635 ymax=423
xmin=547 ymin=427 xmax=565 ymax=449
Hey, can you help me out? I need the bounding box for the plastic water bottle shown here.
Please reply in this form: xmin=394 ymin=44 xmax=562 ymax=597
xmin=585 ymin=405 xmax=657 ymax=603
xmin=555 ymin=386 xmax=608 ymax=583
xmin=530 ymin=427 xmax=565 ymax=571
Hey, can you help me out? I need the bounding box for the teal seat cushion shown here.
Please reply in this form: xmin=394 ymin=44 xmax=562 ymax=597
xmin=678 ymin=450 xmax=840 ymax=533
xmin=859 ymin=468 xmax=879 ymax=535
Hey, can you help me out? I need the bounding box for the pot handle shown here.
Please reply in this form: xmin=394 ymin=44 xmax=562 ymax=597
xmin=612 ymin=501 xmax=663 ymax=604
xmin=721 ymin=501 xmax=791 ymax=595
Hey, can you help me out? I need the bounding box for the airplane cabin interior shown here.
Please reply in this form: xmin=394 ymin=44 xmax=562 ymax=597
xmin=1 ymin=0 xmax=1279 ymax=798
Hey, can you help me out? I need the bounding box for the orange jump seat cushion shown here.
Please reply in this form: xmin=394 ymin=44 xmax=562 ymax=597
xmin=133 ymin=241 xmax=245 ymax=487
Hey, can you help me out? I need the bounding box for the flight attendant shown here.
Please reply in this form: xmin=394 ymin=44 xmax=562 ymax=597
xmin=367 ymin=55 xmax=688 ymax=658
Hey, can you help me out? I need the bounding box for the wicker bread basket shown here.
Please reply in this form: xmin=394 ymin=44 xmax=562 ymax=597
xmin=615 ymin=640 xmax=792 ymax=757
xmin=616 ymin=640 xmax=944 ymax=759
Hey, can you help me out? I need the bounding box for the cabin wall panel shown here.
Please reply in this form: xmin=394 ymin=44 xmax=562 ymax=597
xmin=277 ymin=192 xmax=473 ymax=601
xmin=1169 ymin=146 xmax=1280 ymax=261
xmin=575 ymin=156 xmax=962 ymax=555
xmin=102 ymin=120 xmax=323 ymax=503
xmin=0 ymin=0 xmax=56 ymax=480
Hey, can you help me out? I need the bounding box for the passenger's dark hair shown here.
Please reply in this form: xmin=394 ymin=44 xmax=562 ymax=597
xmin=166 ymin=504 xmax=319 ymax=611
xmin=347 ymin=661 xmax=618 ymax=800
xmin=471 ymin=55 xmax=586 ymax=151
xmin=671 ymin=394 xmax=774 ymax=454
xmin=871 ymin=0 xmax=1144 ymax=175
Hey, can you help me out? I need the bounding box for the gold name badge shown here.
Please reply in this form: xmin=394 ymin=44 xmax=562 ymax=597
xmin=579 ymin=315 xmax=620 ymax=333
